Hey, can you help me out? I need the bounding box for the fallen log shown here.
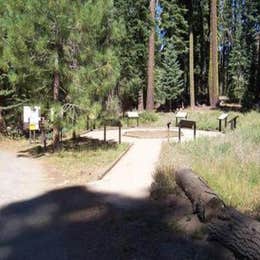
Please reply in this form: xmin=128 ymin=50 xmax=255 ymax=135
xmin=208 ymin=207 xmax=260 ymax=260
xmin=175 ymin=168 xmax=224 ymax=222
xmin=175 ymin=168 xmax=260 ymax=260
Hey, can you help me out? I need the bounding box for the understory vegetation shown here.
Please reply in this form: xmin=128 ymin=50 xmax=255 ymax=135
xmin=153 ymin=111 xmax=260 ymax=215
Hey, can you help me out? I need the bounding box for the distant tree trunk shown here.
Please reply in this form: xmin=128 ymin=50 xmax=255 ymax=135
xmin=209 ymin=0 xmax=219 ymax=107
xmin=138 ymin=88 xmax=144 ymax=112
xmin=146 ymin=0 xmax=155 ymax=111
xmin=257 ymin=33 xmax=260 ymax=101
xmin=0 ymin=108 xmax=6 ymax=134
xmin=53 ymin=70 xmax=60 ymax=150
xmin=189 ymin=28 xmax=195 ymax=108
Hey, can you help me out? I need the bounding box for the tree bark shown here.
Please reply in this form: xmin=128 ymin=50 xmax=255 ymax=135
xmin=208 ymin=207 xmax=260 ymax=260
xmin=189 ymin=29 xmax=195 ymax=108
xmin=175 ymin=168 xmax=260 ymax=259
xmin=209 ymin=0 xmax=219 ymax=107
xmin=146 ymin=0 xmax=155 ymax=111
xmin=257 ymin=33 xmax=260 ymax=102
xmin=53 ymin=70 xmax=60 ymax=150
xmin=175 ymin=169 xmax=224 ymax=222
xmin=0 ymin=108 xmax=6 ymax=134
xmin=138 ymin=88 xmax=144 ymax=112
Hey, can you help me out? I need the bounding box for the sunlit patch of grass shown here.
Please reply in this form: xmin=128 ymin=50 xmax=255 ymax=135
xmin=154 ymin=111 xmax=260 ymax=215
xmin=45 ymin=142 xmax=129 ymax=183
xmin=136 ymin=109 xmax=241 ymax=131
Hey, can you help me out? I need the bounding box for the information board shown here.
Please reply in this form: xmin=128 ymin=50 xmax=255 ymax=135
xmin=23 ymin=106 xmax=40 ymax=130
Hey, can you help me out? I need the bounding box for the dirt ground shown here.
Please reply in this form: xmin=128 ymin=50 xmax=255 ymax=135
xmin=0 ymin=135 xmax=234 ymax=259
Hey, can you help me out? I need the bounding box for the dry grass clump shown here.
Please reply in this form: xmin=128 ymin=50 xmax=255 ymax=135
xmin=154 ymin=111 xmax=260 ymax=215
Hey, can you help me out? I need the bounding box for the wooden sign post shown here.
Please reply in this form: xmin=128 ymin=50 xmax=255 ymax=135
xmin=178 ymin=120 xmax=196 ymax=142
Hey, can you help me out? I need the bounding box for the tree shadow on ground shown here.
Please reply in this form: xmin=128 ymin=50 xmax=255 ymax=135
xmin=17 ymin=136 xmax=118 ymax=159
xmin=0 ymin=186 xmax=235 ymax=260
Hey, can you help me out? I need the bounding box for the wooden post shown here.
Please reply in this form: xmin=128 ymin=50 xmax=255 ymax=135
xmin=119 ymin=125 xmax=121 ymax=144
xmin=42 ymin=130 xmax=47 ymax=151
xmin=178 ymin=126 xmax=181 ymax=142
xmin=219 ymin=120 xmax=222 ymax=132
xmin=167 ymin=122 xmax=171 ymax=143
xmin=87 ymin=117 xmax=89 ymax=130
xmin=29 ymin=130 xmax=32 ymax=144
xmin=194 ymin=123 xmax=196 ymax=139
xmin=104 ymin=124 xmax=106 ymax=142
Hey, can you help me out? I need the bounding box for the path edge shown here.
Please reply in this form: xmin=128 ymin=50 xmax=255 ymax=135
xmin=98 ymin=143 xmax=134 ymax=180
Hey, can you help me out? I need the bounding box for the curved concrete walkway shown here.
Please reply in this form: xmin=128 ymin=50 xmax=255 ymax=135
xmin=85 ymin=127 xmax=221 ymax=207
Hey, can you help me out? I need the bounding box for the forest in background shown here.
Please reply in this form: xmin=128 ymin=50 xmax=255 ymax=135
xmin=0 ymin=0 xmax=259 ymax=141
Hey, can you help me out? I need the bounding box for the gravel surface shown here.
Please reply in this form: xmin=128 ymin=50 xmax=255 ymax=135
xmin=0 ymin=150 xmax=56 ymax=208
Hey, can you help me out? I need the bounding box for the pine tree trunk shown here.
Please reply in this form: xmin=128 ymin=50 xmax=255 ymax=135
xmin=138 ymin=88 xmax=144 ymax=112
xmin=53 ymin=71 xmax=60 ymax=150
xmin=209 ymin=0 xmax=219 ymax=107
xmin=257 ymin=34 xmax=260 ymax=101
xmin=189 ymin=29 xmax=195 ymax=108
xmin=146 ymin=0 xmax=155 ymax=111
xmin=0 ymin=108 xmax=6 ymax=134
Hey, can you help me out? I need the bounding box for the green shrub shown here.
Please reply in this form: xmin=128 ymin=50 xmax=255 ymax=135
xmin=139 ymin=111 xmax=159 ymax=123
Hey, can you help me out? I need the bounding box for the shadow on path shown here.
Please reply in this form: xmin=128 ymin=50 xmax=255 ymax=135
xmin=0 ymin=186 xmax=234 ymax=260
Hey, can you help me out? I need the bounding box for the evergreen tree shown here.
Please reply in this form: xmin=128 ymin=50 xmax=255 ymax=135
xmin=156 ymin=41 xmax=184 ymax=109
xmin=156 ymin=0 xmax=188 ymax=108
xmin=113 ymin=0 xmax=150 ymax=111
xmin=0 ymin=0 xmax=121 ymax=139
xmin=228 ymin=16 xmax=249 ymax=102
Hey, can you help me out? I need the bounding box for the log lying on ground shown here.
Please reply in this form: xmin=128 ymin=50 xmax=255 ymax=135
xmin=175 ymin=168 xmax=260 ymax=260
xmin=208 ymin=207 xmax=260 ymax=260
xmin=175 ymin=168 xmax=224 ymax=222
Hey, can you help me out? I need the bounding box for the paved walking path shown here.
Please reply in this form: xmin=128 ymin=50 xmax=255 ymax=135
xmin=84 ymin=128 xmax=220 ymax=207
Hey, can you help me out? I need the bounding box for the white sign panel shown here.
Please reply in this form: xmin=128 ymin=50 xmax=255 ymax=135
xmin=127 ymin=111 xmax=139 ymax=118
xmin=23 ymin=106 xmax=40 ymax=130
xmin=176 ymin=111 xmax=187 ymax=118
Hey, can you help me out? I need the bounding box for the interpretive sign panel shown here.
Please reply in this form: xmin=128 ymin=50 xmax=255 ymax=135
xmin=23 ymin=106 xmax=40 ymax=130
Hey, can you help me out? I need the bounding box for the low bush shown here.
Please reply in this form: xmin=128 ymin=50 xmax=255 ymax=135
xmin=139 ymin=111 xmax=159 ymax=123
